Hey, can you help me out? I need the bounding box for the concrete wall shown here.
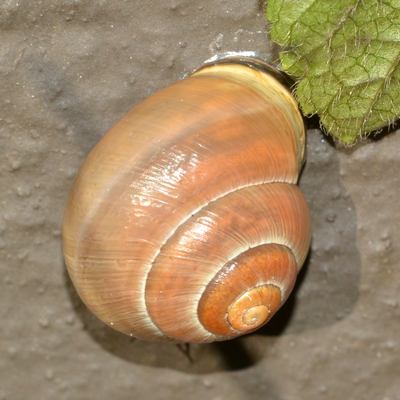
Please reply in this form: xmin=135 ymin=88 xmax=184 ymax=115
xmin=1 ymin=1 xmax=399 ymax=399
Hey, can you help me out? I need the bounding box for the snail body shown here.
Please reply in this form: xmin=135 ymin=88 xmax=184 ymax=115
xmin=62 ymin=56 xmax=311 ymax=343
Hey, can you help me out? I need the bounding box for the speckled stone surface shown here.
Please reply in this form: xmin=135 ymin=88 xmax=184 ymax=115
xmin=1 ymin=1 xmax=399 ymax=399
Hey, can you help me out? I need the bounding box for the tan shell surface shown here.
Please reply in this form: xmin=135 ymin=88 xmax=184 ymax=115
xmin=62 ymin=63 xmax=310 ymax=342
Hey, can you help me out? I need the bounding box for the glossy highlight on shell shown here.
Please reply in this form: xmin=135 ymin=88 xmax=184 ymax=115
xmin=62 ymin=55 xmax=312 ymax=343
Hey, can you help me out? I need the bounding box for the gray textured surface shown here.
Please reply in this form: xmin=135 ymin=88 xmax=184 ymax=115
xmin=1 ymin=1 xmax=399 ymax=399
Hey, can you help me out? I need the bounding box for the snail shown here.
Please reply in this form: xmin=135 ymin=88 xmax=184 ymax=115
xmin=62 ymin=54 xmax=311 ymax=343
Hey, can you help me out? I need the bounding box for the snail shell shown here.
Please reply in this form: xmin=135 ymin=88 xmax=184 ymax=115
xmin=62 ymin=56 xmax=311 ymax=343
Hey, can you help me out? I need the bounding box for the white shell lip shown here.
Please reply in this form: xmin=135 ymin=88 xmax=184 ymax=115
xmin=195 ymin=51 xmax=294 ymax=89
xmin=204 ymin=51 xmax=264 ymax=64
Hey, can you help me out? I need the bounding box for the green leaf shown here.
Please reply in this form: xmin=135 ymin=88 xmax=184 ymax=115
xmin=266 ymin=0 xmax=400 ymax=144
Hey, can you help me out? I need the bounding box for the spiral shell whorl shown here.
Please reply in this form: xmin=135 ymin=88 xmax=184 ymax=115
xmin=145 ymin=182 xmax=309 ymax=342
xmin=199 ymin=244 xmax=297 ymax=337
xmin=62 ymin=59 xmax=311 ymax=343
